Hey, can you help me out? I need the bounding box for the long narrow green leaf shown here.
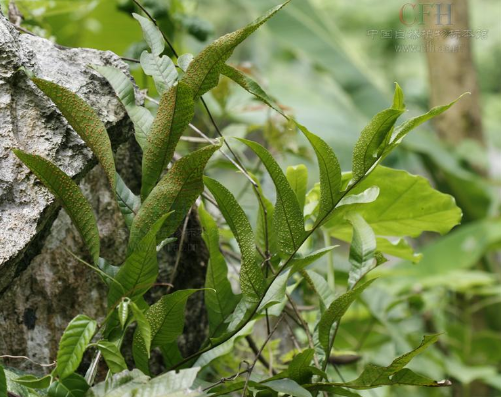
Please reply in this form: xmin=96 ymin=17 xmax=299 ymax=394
xmin=237 ymin=138 xmax=305 ymax=256
xmin=204 ymin=177 xmax=265 ymax=303
xmin=32 ymin=77 xmax=116 ymax=189
xmin=141 ymin=82 xmax=195 ymax=200
xmin=13 ymin=374 xmax=51 ymax=389
xmin=182 ymin=1 xmax=290 ymax=99
xmin=116 ymin=173 xmax=141 ymax=229
xmin=130 ymin=301 xmax=152 ymax=363
xmin=131 ymin=142 xmax=221 ymax=249
xmin=295 ymin=123 xmax=342 ymax=225
xmin=48 ymin=374 xmax=89 ymax=397
xmin=318 ymin=279 xmax=375 ymax=355
xmin=97 ymin=341 xmax=128 ymax=374
xmin=13 ymin=150 xmax=100 ymax=264
xmin=56 ymin=315 xmax=97 ymax=379
xmin=133 ymin=13 xmax=164 ymax=56
xmin=289 ymin=247 xmax=337 ymax=275
xmin=346 ymin=213 xmax=376 ymax=289
xmin=286 ymin=164 xmax=308 ymax=211
xmin=140 ymin=51 xmax=178 ymax=95
xmin=199 ymin=205 xmax=239 ymax=334
xmin=0 ymin=365 xmax=6 ymax=397
xmin=221 ymin=64 xmax=285 ymax=116
xmin=91 ymin=65 xmax=154 ymax=149
xmin=133 ymin=290 xmax=198 ymax=375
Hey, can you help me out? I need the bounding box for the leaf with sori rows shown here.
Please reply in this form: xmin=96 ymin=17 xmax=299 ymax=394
xmin=31 ymin=78 xmax=116 ymax=190
xmin=204 ymin=177 xmax=266 ymax=304
xmin=199 ymin=204 xmax=240 ymax=336
xmin=48 ymin=374 xmax=89 ymax=397
xmin=140 ymin=51 xmax=178 ymax=95
xmin=295 ymin=123 xmax=342 ymax=226
xmin=181 ymin=1 xmax=290 ymax=99
xmin=351 ymin=84 xmax=405 ymax=184
xmin=237 ymin=138 xmax=306 ymax=257
xmin=318 ymin=279 xmax=375 ymax=356
xmin=96 ymin=341 xmax=128 ymax=374
xmin=55 ymin=315 xmax=97 ymax=379
xmin=132 ymin=290 xmax=198 ymax=375
xmin=140 ymin=82 xmax=195 ymax=200
xmin=91 ymin=65 xmax=153 ymax=150
xmin=13 ymin=150 xmax=100 ymax=265
xmin=346 ymin=213 xmax=377 ymax=290
xmin=108 ymin=213 xmax=171 ymax=309
xmin=130 ymin=141 xmax=221 ymax=250
xmin=221 ymin=64 xmax=285 ymax=117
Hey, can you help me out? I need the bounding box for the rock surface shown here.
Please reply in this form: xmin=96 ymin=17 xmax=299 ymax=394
xmin=0 ymin=13 xmax=133 ymax=293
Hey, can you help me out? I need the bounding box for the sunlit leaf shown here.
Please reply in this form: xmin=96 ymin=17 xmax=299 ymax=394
xmin=286 ymin=164 xmax=308 ymax=211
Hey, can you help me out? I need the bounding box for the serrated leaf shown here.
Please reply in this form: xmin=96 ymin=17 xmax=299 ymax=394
xmin=318 ymin=279 xmax=375 ymax=355
xmin=48 ymin=374 xmax=89 ymax=397
xmin=140 ymin=51 xmax=178 ymax=95
xmin=13 ymin=375 xmax=51 ymax=389
xmin=56 ymin=315 xmax=97 ymax=379
xmin=133 ymin=13 xmax=164 ymax=56
xmin=221 ymin=64 xmax=285 ymax=116
xmin=286 ymin=164 xmax=308 ymax=211
xmin=346 ymin=213 xmax=377 ymax=289
xmin=182 ymin=1 xmax=289 ymax=99
xmin=116 ymin=173 xmax=140 ymax=228
xmin=13 ymin=150 xmax=100 ymax=265
xmin=130 ymin=301 xmax=152 ymax=363
xmin=97 ymin=341 xmax=128 ymax=374
xmin=108 ymin=213 xmax=171 ymax=308
xmin=131 ymin=142 xmax=221 ymax=249
xmin=204 ymin=177 xmax=265 ymax=303
xmin=177 ymin=53 xmax=194 ymax=72
xmin=91 ymin=65 xmax=154 ymax=149
xmin=237 ymin=138 xmax=305 ymax=256
xmin=199 ymin=204 xmax=239 ymax=334
xmin=133 ymin=290 xmax=198 ymax=375
xmin=0 ymin=365 xmax=6 ymax=397
xmin=327 ymin=167 xmax=462 ymax=238
xmin=296 ymin=123 xmax=342 ymax=225
xmin=140 ymin=82 xmax=195 ymax=200
xmin=32 ymin=77 xmax=116 ymax=189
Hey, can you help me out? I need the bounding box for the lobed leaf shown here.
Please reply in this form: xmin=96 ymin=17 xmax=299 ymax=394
xmin=13 ymin=150 xmax=100 ymax=264
xmin=140 ymin=51 xmax=178 ymax=95
xmin=204 ymin=177 xmax=265 ymax=303
xmin=32 ymin=77 xmax=116 ymax=189
xmin=182 ymin=1 xmax=289 ymax=99
xmin=237 ymin=138 xmax=306 ymax=256
xmin=56 ymin=315 xmax=97 ymax=379
xmin=131 ymin=142 xmax=221 ymax=249
xmin=140 ymin=82 xmax=195 ymax=200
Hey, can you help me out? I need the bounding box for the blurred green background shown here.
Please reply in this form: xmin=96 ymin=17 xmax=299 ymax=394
xmin=2 ymin=0 xmax=500 ymax=395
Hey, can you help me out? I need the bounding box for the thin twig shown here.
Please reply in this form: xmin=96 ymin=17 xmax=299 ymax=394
xmin=202 ymin=362 xmax=251 ymax=391
xmin=283 ymin=316 xmax=302 ymax=352
xmin=0 ymin=355 xmax=55 ymax=367
xmin=245 ymin=336 xmax=277 ymax=375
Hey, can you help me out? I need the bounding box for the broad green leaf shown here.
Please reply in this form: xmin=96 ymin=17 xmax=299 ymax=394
xmin=131 ymin=142 xmax=221 ymax=249
xmin=318 ymin=279 xmax=375 ymax=355
xmin=182 ymin=1 xmax=289 ymax=99
xmin=88 ymin=369 xmax=149 ymax=397
xmin=133 ymin=13 xmax=164 ymax=56
xmin=48 ymin=374 xmax=89 ymax=397
xmin=140 ymin=51 xmax=178 ymax=95
xmin=346 ymin=213 xmax=377 ymax=289
xmin=160 ymin=343 xmax=184 ymax=369
xmin=306 ymin=385 xmax=361 ymax=397
xmin=305 ymin=270 xmax=334 ymax=309
xmin=13 ymin=375 xmax=51 ymax=389
xmin=0 ymin=365 xmax=6 ymax=397
xmin=204 ymin=176 xmax=265 ymax=303
xmin=351 ymin=85 xmax=405 ymax=183
xmin=177 ymin=53 xmax=194 ymax=72
xmin=296 ymin=123 xmax=341 ymax=225
xmin=133 ymin=290 xmax=198 ymax=375
xmin=116 ymin=173 xmax=141 ymax=229
xmin=327 ymin=167 xmax=462 ymax=238
xmin=288 ymin=349 xmax=315 ymax=384
xmin=221 ymin=64 xmax=285 ymax=116
xmin=13 ymin=150 xmax=100 ymax=264
xmin=132 ymin=368 xmax=200 ymax=397
xmin=32 ymin=78 xmax=116 ymax=189
xmin=141 ymin=82 xmax=195 ymax=200
xmin=289 ymin=247 xmax=337 ymax=275
xmin=336 ymin=186 xmax=379 ymax=208
xmin=97 ymin=341 xmax=128 ymax=374
xmin=237 ymin=138 xmax=305 ymax=256
xmin=108 ymin=213 xmax=171 ymax=308
xmin=376 ymin=237 xmax=422 ymax=263
xmin=130 ymin=301 xmax=152 ymax=360
xmin=258 ymin=269 xmax=291 ymax=312
xmin=286 ymin=164 xmax=308 ymax=211
xmin=199 ymin=204 xmax=239 ymax=334
xmin=91 ymin=65 xmax=153 ymax=149
xmin=262 ymin=379 xmax=312 ymax=397
xmin=56 ymin=315 xmax=97 ymax=379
